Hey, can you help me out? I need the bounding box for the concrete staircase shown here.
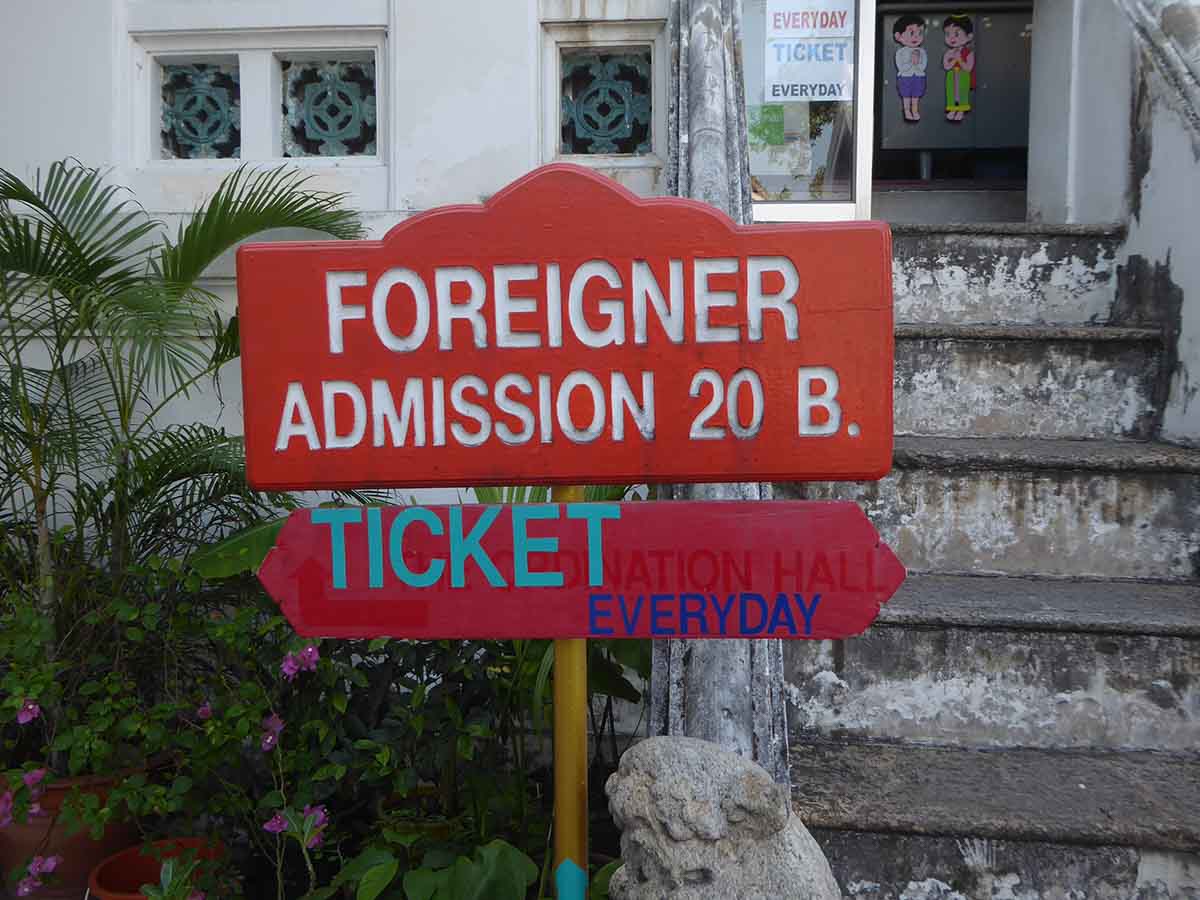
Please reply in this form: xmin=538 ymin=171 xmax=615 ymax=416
xmin=779 ymin=224 xmax=1200 ymax=898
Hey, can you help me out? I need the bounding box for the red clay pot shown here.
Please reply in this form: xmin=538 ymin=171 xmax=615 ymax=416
xmin=0 ymin=775 xmax=137 ymax=899
xmin=87 ymin=838 xmax=223 ymax=900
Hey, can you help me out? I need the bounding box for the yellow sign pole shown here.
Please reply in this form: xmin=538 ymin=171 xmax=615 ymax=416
xmin=551 ymin=484 xmax=589 ymax=898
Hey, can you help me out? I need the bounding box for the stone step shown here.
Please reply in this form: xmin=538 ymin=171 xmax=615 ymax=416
xmin=894 ymin=324 xmax=1164 ymax=439
xmin=878 ymin=573 xmax=1200 ymax=636
xmin=780 ymin=437 xmax=1200 ymax=581
xmin=809 ymin=828 xmax=1200 ymax=900
xmin=892 ymin=224 xmax=1123 ymax=326
xmin=785 ymin=577 xmax=1200 ymax=751
xmin=790 ymin=737 xmax=1200 ymax=852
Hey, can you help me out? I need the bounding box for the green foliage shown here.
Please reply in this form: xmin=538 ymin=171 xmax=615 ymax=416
xmin=590 ymin=860 xmax=622 ymax=899
xmin=140 ymin=857 xmax=202 ymax=900
xmin=401 ymin=840 xmax=537 ymax=900
xmin=188 ymin=517 xmax=287 ymax=578
xmin=0 ymin=159 xmax=363 ymax=852
xmin=0 ymin=163 xmax=648 ymax=900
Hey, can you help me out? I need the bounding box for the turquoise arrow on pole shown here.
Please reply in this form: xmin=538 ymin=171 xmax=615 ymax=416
xmin=555 ymin=858 xmax=588 ymax=899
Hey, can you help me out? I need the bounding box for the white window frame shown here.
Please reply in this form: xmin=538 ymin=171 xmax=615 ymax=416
xmin=121 ymin=21 xmax=388 ymax=209
xmin=539 ymin=13 xmax=668 ymax=180
xmin=750 ymin=0 xmax=877 ymax=222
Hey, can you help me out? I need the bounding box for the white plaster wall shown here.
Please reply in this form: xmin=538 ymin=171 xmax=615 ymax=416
xmin=1027 ymin=0 xmax=1073 ymax=222
xmin=1126 ymin=94 xmax=1200 ymax=444
xmin=391 ymin=1 xmax=539 ymax=210
xmin=1027 ymin=0 xmax=1132 ymax=224
xmin=0 ymin=0 xmax=119 ymax=180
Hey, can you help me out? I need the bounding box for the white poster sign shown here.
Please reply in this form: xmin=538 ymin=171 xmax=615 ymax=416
xmin=764 ymin=0 xmax=856 ymax=102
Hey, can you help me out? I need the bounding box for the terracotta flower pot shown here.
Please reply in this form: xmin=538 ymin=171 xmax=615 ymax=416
xmin=0 ymin=775 xmax=137 ymax=899
xmin=87 ymin=838 xmax=223 ymax=900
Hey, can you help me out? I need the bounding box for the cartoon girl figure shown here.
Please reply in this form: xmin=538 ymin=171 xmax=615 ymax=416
xmin=942 ymin=14 xmax=975 ymax=122
xmin=893 ymin=15 xmax=927 ymax=122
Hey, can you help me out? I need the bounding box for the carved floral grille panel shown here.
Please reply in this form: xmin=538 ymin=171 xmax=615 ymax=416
xmin=161 ymin=63 xmax=241 ymax=159
xmin=560 ymin=49 xmax=651 ymax=154
xmin=282 ymin=60 xmax=377 ymax=157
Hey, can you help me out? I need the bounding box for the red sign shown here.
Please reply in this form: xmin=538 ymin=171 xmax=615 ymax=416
xmin=257 ymin=501 xmax=906 ymax=640
xmin=237 ymin=164 xmax=893 ymax=490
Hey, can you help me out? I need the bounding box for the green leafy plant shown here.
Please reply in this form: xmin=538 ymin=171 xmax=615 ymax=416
xmin=140 ymin=857 xmax=202 ymax=900
xmin=0 ymin=159 xmax=363 ymax=875
xmin=401 ymin=840 xmax=538 ymax=900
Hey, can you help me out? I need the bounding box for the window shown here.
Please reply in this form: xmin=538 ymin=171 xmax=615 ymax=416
xmin=281 ymin=57 xmax=378 ymax=158
xmin=161 ymin=61 xmax=242 ymax=160
xmin=123 ymin=15 xmax=389 ymax=210
xmin=539 ymin=2 xmax=668 ymax=194
xmin=740 ymin=0 xmax=878 ymax=220
xmin=560 ymin=48 xmax=653 ymax=155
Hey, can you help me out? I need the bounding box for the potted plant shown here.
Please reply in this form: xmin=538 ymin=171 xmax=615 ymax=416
xmin=0 ymin=160 xmax=363 ymax=894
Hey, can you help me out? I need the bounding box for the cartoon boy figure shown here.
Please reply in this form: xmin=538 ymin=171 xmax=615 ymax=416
xmin=893 ymin=14 xmax=927 ymax=122
xmin=942 ymin=14 xmax=975 ymax=121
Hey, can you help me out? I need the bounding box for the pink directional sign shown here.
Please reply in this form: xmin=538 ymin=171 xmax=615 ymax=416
xmin=258 ymin=500 xmax=906 ymax=640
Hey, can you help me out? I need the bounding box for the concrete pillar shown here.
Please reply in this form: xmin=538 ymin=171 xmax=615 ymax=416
xmin=649 ymin=0 xmax=789 ymax=786
xmin=1027 ymin=0 xmax=1133 ymax=224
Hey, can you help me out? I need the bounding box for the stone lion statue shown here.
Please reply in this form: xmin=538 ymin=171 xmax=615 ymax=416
xmin=604 ymin=736 xmax=841 ymax=899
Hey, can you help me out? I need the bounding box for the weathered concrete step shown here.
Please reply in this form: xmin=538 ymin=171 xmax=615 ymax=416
xmin=894 ymin=325 xmax=1163 ymax=439
xmin=879 ymin=573 xmax=1200 ymax=636
xmin=790 ymin=738 xmax=1200 ymax=851
xmin=810 ymin=829 xmax=1200 ymax=900
xmin=891 ymin=435 xmax=1200 ymax=473
xmin=781 ymin=438 xmax=1200 ymax=581
xmin=786 ymin=614 xmax=1200 ymax=751
xmin=892 ymin=224 xmax=1123 ymax=326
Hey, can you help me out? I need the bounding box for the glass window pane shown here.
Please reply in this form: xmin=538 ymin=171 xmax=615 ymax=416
xmin=282 ymin=59 xmax=378 ymax=157
xmin=161 ymin=62 xmax=241 ymax=160
xmin=742 ymin=0 xmax=857 ymax=202
xmin=561 ymin=49 xmax=652 ymax=155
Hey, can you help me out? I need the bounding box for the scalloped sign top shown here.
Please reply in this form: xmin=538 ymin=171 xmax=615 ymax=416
xmin=236 ymin=164 xmax=893 ymax=489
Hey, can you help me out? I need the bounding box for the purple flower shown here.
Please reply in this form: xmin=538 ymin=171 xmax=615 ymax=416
xmin=17 ymin=699 xmax=40 ymax=725
xmin=0 ymin=791 xmax=13 ymax=828
xmin=262 ymin=812 xmax=287 ymax=834
xmin=187 ymin=892 xmax=206 ymax=900
xmin=280 ymin=654 xmax=301 ymax=681
xmin=299 ymin=645 xmax=319 ymax=671
xmin=261 ymin=712 xmax=284 ymax=751
xmin=196 ymin=702 xmax=212 ymax=720
xmin=26 ymin=801 xmax=43 ymax=818
xmin=303 ymin=804 xmax=328 ymax=828
xmin=21 ymin=769 xmax=45 ymax=789
xmin=303 ymin=803 xmax=329 ymax=847
xmin=28 ymin=855 xmax=61 ymax=876
xmin=16 ymin=876 xmax=40 ymax=896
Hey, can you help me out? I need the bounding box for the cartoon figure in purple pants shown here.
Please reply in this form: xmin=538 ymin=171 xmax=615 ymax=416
xmin=893 ymin=14 xmax=928 ymax=122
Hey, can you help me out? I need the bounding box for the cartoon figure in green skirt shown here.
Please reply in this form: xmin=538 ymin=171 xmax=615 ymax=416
xmin=942 ymin=14 xmax=975 ymax=121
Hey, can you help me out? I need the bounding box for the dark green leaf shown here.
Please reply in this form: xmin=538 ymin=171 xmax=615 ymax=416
xmin=357 ymin=860 xmax=400 ymax=900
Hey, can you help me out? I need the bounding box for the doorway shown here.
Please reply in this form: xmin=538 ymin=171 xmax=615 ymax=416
xmin=873 ymin=2 xmax=1033 ymax=222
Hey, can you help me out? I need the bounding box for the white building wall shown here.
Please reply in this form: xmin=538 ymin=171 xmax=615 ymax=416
xmin=1 ymin=1 xmax=120 ymax=181
xmin=1027 ymin=0 xmax=1133 ymax=225
xmin=0 ymin=0 xmax=669 ymax=466
xmin=1128 ymin=80 xmax=1200 ymax=445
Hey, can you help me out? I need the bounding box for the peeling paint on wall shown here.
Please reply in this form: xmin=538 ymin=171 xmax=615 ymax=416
xmin=892 ymin=232 xmax=1120 ymax=325
xmin=787 ymin=467 xmax=1200 ymax=581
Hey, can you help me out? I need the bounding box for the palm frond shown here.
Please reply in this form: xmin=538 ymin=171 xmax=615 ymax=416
xmin=82 ymin=281 xmax=217 ymax=398
xmin=156 ymin=166 xmax=365 ymax=286
xmin=0 ymin=161 xmax=160 ymax=296
xmin=101 ymin=426 xmax=282 ymax=560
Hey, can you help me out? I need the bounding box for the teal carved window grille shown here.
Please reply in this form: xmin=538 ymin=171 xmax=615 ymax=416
xmin=561 ymin=49 xmax=652 ymax=155
xmin=282 ymin=59 xmax=377 ymax=157
xmin=161 ymin=63 xmax=241 ymax=159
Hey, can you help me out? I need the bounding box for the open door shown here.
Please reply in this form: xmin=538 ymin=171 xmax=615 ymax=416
xmin=742 ymin=0 xmax=878 ymax=221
